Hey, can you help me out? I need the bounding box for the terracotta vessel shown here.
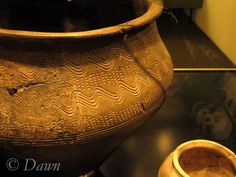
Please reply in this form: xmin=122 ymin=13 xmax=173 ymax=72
xmin=0 ymin=0 xmax=173 ymax=176
xmin=158 ymin=140 xmax=236 ymax=177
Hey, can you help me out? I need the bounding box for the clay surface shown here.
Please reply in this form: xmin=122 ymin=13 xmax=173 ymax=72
xmin=179 ymin=148 xmax=235 ymax=177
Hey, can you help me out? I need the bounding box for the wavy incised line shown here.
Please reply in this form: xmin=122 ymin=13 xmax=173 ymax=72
xmin=134 ymin=75 xmax=151 ymax=86
xmin=63 ymin=46 xmax=136 ymax=76
xmin=0 ymin=105 xmax=11 ymax=117
xmin=52 ymin=88 xmax=121 ymax=116
xmin=64 ymin=58 xmax=86 ymax=76
xmin=51 ymin=98 xmax=79 ymax=117
xmin=0 ymin=101 xmax=161 ymax=146
xmin=16 ymin=64 xmax=40 ymax=81
xmin=116 ymin=81 xmax=141 ymax=96
xmin=110 ymin=47 xmax=134 ymax=61
xmin=31 ymin=92 xmax=50 ymax=115
xmin=72 ymin=92 xmax=100 ymax=107
xmin=14 ymin=95 xmax=30 ymax=108
xmin=72 ymin=87 xmax=123 ymax=104
xmin=72 ymin=75 xmax=151 ymax=105
xmin=85 ymin=54 xmax=115 ymax=70
xmin=52 ymin=75 xmax=151 ymax=116
xmin=0 ymin=97 xmax=160 ymax=146
xmin=64 ymin=52 xmax=115 ymax=75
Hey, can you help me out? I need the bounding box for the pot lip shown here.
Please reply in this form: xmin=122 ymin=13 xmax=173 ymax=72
xmin=172 ymin=139 xmax=236 ymax=177
xmin=0 ymin=0 xmax=163 ymax=39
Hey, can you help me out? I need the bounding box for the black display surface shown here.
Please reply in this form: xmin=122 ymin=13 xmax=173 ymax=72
xmin=101 ymin=71 xmax=236 ymax=177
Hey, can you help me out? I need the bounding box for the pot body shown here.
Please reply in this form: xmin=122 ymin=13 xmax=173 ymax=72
xmin=158 ymin=140 xmax=236 ymax=177
xmin=0 ymin=20 xmax=173 ymax=176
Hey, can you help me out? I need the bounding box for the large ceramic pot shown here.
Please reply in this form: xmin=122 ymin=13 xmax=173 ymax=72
xmin=0 ymin=0 xmax=173 ymax=176
xmin=158 ymin=140 xmax=236 ymax=177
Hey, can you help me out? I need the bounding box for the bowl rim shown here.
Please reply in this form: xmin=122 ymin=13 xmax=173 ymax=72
xmin=0 ymin=0 xmax=163 ymax=39
xmin=173 ymin=139 xmax=236 ymax=177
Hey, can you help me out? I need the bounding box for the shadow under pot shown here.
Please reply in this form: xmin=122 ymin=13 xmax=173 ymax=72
xmin=158 ymin=140 xmax=236 ymax=177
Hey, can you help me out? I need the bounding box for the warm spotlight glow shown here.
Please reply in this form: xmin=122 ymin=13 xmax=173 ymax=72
xmin=155 ymin=129 xmax=175 ymax=154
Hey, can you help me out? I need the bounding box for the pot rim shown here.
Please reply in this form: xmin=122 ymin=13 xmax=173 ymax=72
xmin=172 ymin=139 xmax=236 ymax=177
xmin=0 ymin=0 xmax=163 ymax=39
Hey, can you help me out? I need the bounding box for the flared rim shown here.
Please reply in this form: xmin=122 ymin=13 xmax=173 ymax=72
xmin=173 ymin=139 xmax=236 ymax=177
xmin=0 ymin=0 xmax=163 ymax=39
